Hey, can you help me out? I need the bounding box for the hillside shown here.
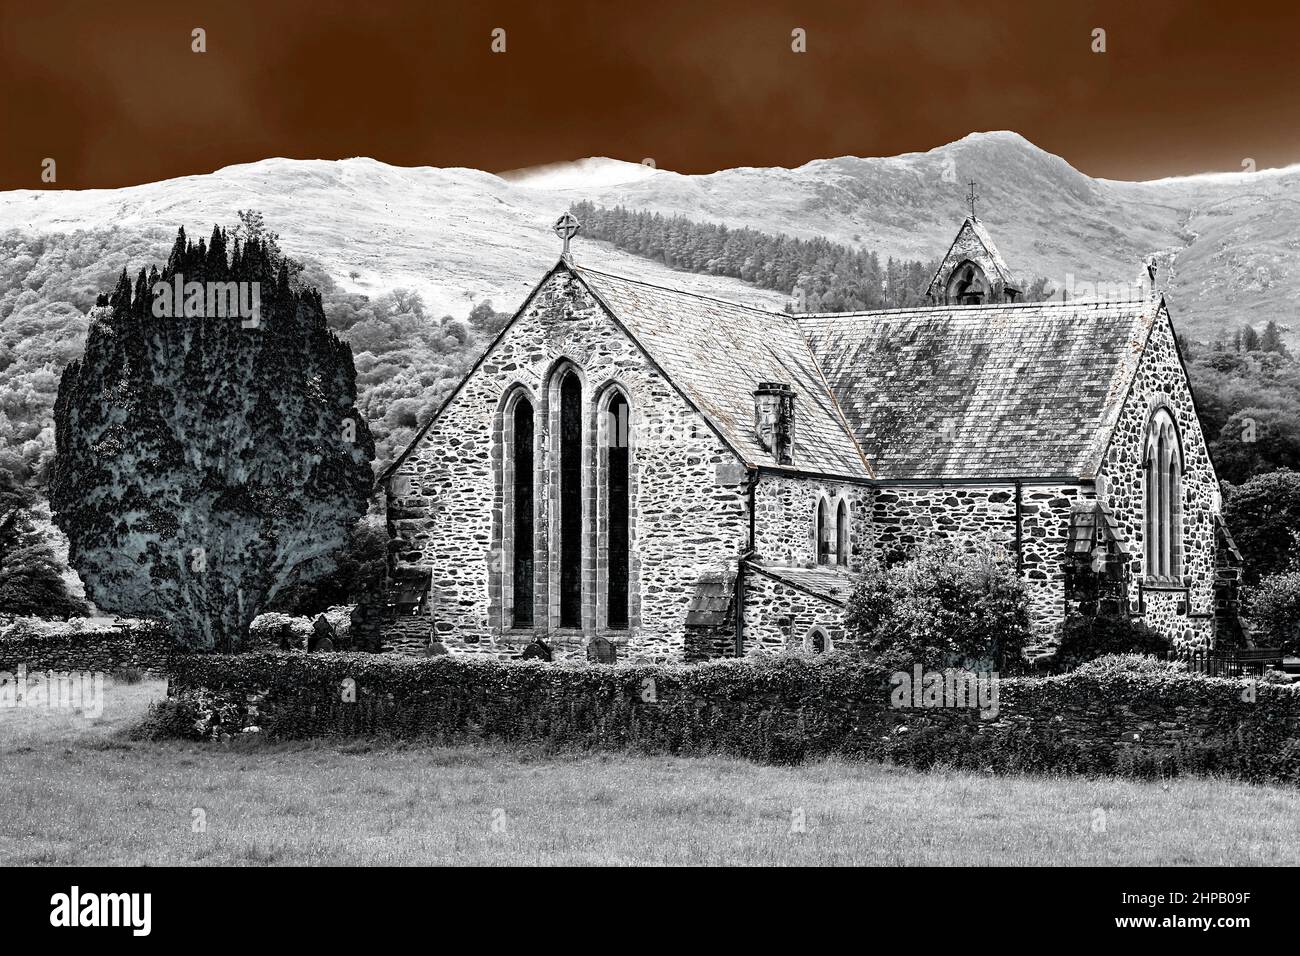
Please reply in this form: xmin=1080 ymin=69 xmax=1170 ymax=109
xmin=2 ymin=131 xmax=1297 ymax=338
xmin=2 ymin=131 xmax=1298 ymax=486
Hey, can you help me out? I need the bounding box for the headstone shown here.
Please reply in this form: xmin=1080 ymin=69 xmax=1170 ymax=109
xmin=586 ymin=636 xmax=617 ymax=664
xmin=307 ymin=613 xmax=338 ymax=652
xmin=519 ymin=638 xmax=553 ymax=662
xmin=423 ymin=641 xmax=449 ymax=657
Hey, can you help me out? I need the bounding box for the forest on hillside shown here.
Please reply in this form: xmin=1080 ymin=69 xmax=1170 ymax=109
xmin=569 ymin=200 xmax=1057 ymax=311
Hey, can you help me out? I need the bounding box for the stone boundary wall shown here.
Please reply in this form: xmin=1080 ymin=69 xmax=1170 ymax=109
xmin=162 ymin=654 xmax=1300 ymax=783
xmin=0 ymin=628 xmax=177 ymax=674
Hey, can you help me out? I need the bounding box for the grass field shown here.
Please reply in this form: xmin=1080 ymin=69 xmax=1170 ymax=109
xmin=2 ymin=676 xmax=1297 ymax=866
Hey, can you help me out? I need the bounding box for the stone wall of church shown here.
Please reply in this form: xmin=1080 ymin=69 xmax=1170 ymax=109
xmin=740 ymin=568 xmax=847 ymax=655
xmin=751 ymin=474 xmax=874 ymax=569
xmin=386 ymin=267 xmax=749 ymax=663
xmin=872 ymin=482 xmax=1092 ymax=642
xmin=1096 ymin=307 xmax=1219 ymax=651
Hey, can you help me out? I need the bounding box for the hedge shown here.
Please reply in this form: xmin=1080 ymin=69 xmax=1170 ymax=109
xmin=155 ymin=652 xmax=1300 ymax=783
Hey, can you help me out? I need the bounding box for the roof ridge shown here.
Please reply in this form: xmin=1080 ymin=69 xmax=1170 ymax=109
xmin=573 ymin=264 xmax=1151 ymax=321
xmin=793 ymin=299 xmax=1152 ymax=319
xmin=574 ymin=264 xmax=795 ymax=319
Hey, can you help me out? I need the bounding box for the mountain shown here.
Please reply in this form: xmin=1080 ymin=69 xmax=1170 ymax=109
xmin=2 ymin=132 xmax=1298 ymax=486
xmin=3 ymin=132 xmax=1296 ymax=338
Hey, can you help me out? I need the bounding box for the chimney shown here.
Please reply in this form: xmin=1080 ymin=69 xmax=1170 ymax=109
xmin=754 ymin=382 xmax=795 ymax=464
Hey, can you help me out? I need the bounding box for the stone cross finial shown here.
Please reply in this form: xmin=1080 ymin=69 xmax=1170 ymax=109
xmin=966 ymin=180 xmax=979 ymax=219
xmin=553 ymin=212 xmax=581 ymax=261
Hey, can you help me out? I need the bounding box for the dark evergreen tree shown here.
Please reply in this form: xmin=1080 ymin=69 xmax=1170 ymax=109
xmin=50 ymin=226 xmax=375 ymax=651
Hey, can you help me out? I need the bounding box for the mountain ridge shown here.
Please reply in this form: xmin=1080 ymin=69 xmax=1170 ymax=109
xmin=1 ymin=131 xmax=1296 ymax=342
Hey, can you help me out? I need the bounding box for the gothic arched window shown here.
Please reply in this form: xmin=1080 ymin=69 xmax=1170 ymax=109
xmin=603 ymin=391 xmax=630 ymax=629
xmin=816 ymin=497 xmax=831 ymax=565
xmin=835 ymin=499 xmax=850 ymax=567
xmin=509 ymin=394 xmax=535 ymax=628
xmin=558 ymin=371 xmax=583 ymax=628
xmin=806 ymin=627 xmax=830 ymax=654
xmin=1144 ymin=408 xmax=1183 ymax=580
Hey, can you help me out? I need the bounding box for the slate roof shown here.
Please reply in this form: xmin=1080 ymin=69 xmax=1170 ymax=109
xmin=574 ymin=264 xmax=1158 ymax=482
xmin=684 ymin=570 xmax=736 ymax=628
xmin=746 ymin=562 xmax=857 ymax=607
xmin=1066 ymin=501 xmax=1130 ymax=558
xmin=384 ymin=248 xmax=1161 ymax=485
xmin=576 ymin=266 xmax=871 ymax=478
xmin=796 ymin=300 xmax=1155 ymax=480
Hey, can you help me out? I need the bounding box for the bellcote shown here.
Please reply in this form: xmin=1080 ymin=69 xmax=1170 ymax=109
xmin=924 ymin=217 xmax=1020 ymax=306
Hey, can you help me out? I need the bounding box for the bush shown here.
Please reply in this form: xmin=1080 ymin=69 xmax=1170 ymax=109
xmin=156 ymin=651 xmax=1300 ymax=783
xmin=844 ymin=539 xmax=1031 ymax=671
xmin=1222 ymin=471 xmax=1300 ymax=583
xmin=1047 ymin=613 xmax=1171 ymax=673
xmin=1244 ymin=571 xmax=1300 ymax=655
xmin=1071 ymin=653 xmax=1186 ymax=678
xmin=248 ymin=607 xmax=353 ymax=650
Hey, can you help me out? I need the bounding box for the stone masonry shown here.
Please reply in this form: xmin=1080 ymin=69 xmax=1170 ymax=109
xmin=382 ymin=217 xmax=1239 ymax=664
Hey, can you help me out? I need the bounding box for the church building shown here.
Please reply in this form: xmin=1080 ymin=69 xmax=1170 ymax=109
xmin=379 ymin=212 xmax=1241 ymax=663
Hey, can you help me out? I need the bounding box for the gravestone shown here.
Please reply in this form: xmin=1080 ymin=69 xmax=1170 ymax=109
xmin=519 ymin=638 xmax=553 ymax=661
xmin=308 ymin=614 xmax=336 ymax=652
xmin=586 ymin=636 xmax=617 ymax=664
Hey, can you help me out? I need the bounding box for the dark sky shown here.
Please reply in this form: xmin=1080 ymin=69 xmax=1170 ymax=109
xmin=2 ymin=0 xmax=1298 ymax=189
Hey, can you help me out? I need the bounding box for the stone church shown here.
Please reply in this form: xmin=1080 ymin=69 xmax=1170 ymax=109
xmin=379 ymin=213 xmax=1241 ymax=663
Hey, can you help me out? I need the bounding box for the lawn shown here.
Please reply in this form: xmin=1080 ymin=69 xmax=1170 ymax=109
xmin=2 ymin=677 xmax=1297 ymax=866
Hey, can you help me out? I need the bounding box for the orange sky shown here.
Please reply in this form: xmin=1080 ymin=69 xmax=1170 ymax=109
xmin=2 ymin=0 xmax=1297 ymax=189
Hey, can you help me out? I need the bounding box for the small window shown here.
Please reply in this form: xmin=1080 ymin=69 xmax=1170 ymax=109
xmin=835 ymin=500 xmax=849 ymax=567
xmin=806 ymin=627 xmax=830 ymax=654
xmin=816 ymin=497 xmax=831 ymax=565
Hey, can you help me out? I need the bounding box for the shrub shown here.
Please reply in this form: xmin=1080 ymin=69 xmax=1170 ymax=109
xmin=1047 ymin=613 xmax=1171 ymax=673
xmin=156 ymin=652 xmax=1300 ymax=783
xmin=1071 ymin=653 xmax=1185 ymax=678
xmin=247 ymin=613 xmax=313 ymax=650
xmin=844 ymin=539 xmax=1031 ymax=671
xmin=248 ymin=607 xmax=353 ymax=650
xmin=1222 ymin=471 xmax=1300 ymax=583
xmin=1245 ymin=571 xmax=1300 ymax=655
